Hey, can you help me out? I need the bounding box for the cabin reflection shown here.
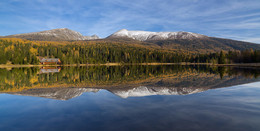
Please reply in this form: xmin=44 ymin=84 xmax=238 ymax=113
xmin=39 ymin=67 xmax=61 ymax=74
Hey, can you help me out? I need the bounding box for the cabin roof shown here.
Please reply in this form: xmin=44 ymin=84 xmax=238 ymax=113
xmin=40 ymin=58 xmax=60 ymax=63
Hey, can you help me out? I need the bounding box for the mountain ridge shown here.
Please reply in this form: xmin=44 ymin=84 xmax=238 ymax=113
xmin=4 ymin=28 xmax=99 ymax=41
xmin=2 ymin=28 xmax=260 ymax=52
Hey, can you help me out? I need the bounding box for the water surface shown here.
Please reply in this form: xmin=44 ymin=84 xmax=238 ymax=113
xmin=0 ymin=65 xmax=259 ymax=131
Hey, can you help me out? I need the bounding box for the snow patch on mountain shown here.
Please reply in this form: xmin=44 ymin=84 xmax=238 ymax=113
xmin=108 ymin=29 xmax=207 ymax=41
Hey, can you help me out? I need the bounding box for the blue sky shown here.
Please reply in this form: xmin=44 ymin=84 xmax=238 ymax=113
xmin=0 ymin=0 xmax=260 ymax=43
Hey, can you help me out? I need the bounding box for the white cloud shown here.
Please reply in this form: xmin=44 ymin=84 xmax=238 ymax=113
xmin=1 ymin=0 xmax=260 ymax=43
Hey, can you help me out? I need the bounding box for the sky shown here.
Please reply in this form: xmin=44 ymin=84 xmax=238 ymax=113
xmin=0 ymin=0 xmax=260 ymax=43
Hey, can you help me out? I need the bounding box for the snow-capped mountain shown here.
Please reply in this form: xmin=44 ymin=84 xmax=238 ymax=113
xmin=5 ymin=28 xmax=99 ymax=41
xmin=107 ymin=29 xmax=207 ymax=41
xmin=3 ymin=28 xmax=260 ymax=53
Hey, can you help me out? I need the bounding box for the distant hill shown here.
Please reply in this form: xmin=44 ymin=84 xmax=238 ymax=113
xmin=4 ymin=28 xmax=99 ymax=41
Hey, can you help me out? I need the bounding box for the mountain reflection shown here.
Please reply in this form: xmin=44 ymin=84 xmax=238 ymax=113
xmin=0 ymin=65 xmax=259 ymax=100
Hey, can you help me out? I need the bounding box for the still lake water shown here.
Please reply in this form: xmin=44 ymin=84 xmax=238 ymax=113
xmin=0 ymin=65 xmax=260 ymax=131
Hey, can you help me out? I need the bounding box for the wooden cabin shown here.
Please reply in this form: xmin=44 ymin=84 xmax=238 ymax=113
xmin=40 ymin=58 xmax=61 ymax=65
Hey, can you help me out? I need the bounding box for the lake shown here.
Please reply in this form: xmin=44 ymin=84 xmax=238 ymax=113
xmin=0 ymin=65 xmax=260 ymax=131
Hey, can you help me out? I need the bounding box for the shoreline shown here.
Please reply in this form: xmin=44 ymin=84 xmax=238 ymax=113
xmin=0 ymin=63 xmax=260 ymax=68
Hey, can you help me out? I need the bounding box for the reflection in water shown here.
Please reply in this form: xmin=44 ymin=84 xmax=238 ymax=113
xmin=0 ymin=66 xmax=260 ymax=131
xmin=39 ymin=67 xmax=61 ymax=74
xmin=0 ymin=65 xmax=259 ymax=100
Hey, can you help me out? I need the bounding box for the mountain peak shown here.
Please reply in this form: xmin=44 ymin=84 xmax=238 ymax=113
xmin=112 ymin=29 xmax=129 ymax=37
xmin=108 ymin=29 xmax=208 ymax=41
xmin=116 ymin=29 xmax=128 ymax=32
xmin=58 ymin=28 xmax=68 ymax=30
xmin=51 ymin=28 xmax=68 ymax=30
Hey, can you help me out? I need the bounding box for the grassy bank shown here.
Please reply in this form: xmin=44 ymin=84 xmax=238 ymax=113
xmin=0 ymin=63 xmax=260 ymax=68
xmin=184 ymin=63 xmax=260 ymax=67
xmin=0 ymin=63 xmax=178 ymax=68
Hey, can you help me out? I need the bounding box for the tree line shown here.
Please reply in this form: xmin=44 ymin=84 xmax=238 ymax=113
xmin=0 ymin=38 xmax=190 ymax=64
xmin=192 ymin=49 xmax=260 ymax=64
xmin=0 ymin=38 xmax=259 ymax=65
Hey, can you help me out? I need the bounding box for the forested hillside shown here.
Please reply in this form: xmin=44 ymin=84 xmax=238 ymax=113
xmin=0 ymin=38 xmax=190 ymax=65
xmin=0 ymin=38 xmax=259 ymax=65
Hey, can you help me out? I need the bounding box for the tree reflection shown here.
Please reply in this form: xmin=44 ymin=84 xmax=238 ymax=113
xmin=0 ymin=65 xmax=259 ymax=92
